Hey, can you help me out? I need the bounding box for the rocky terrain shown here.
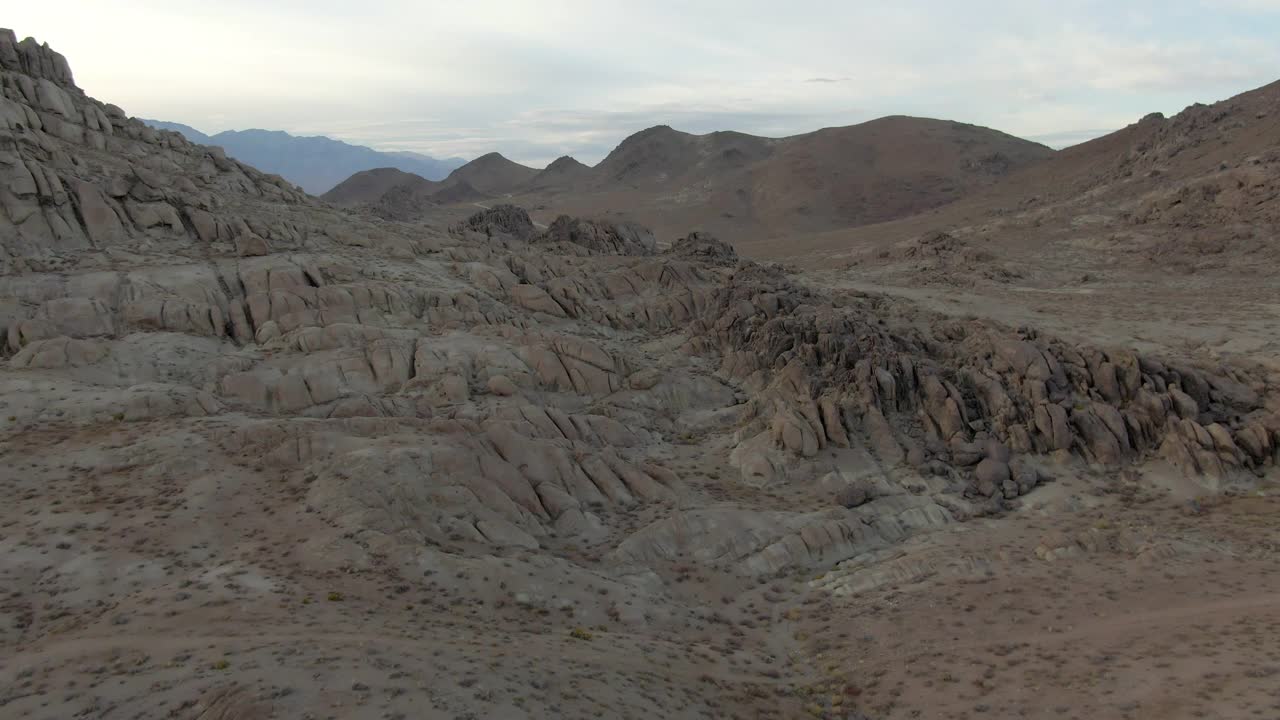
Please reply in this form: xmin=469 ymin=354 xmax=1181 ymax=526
xmin=744 ymin=78 xmax=1280 ymax=380
xmin=2 ymin=28 xmax=1279 ymax=720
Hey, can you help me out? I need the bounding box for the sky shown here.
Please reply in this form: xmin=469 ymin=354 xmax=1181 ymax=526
xmin=9 ymin=1 xmax=1280 ymax=167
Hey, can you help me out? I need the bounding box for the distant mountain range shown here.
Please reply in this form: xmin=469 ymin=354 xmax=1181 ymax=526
xmin=324 ymin=117 xmax=1055 ymax=238
xmin=141 ymin=120 xmax=466 ymax=195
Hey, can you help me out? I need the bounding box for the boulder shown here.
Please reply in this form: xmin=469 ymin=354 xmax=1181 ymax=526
xmin=538 ymin=215 xmax=656 ymax=256
xmin=669 ymin=232 xmax=738 ymax=265
xmin=234 ymin=233 xmax=271 ymax=257
xmin=451 ymin=204 xmax=536 ymax=241
xmin=974 ymin=458 xmax=1011 ymax=497
xmin=864 ymin=407 xmax=904 ymax=465
xmin=480 ymin=374 xmax=515 ymax=397
xmin=72 ymin=179 xmax=124 ymax=245
xmin=511 ymin=284 xmax=567 ymax=317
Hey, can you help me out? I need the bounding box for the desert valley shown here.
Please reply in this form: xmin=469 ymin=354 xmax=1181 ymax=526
xmin=1 ymin=23 xmax=1278 ymax=720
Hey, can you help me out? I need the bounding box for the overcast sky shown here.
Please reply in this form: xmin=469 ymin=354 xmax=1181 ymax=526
xmin=10 ymin=1 xmax=1280 ymax=166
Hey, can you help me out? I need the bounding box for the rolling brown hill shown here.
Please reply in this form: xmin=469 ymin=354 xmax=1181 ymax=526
xmin=445 ymin=151 xmax=539 ymax=195
xmin=520 ymin=117 xmax=1053 ymax=241
xmin=322 ymin=153 xmax=537 ymax=216
xmin=322 ymin=166 xmax=438 ymax=206
xmin=328 ymin=117 xmax=1054 ymax=242
xmin=763 ymin=76 xmax=1280 ymax=280
xmin=589 ymin=126 xmax=775 ymax=188
xmin=745 ymin=117 xmax=1054 ymax=234
xmin=1007 ymin=77 xmax=1280 ymax=205
xmin=528 ymin=155 xmax=593 ymax=191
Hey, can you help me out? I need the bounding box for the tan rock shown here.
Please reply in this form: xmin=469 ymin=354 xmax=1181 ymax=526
xmin=71 ymin=179 xmax=124 ymax=245
xmin=487 ymin=374 xmax=518 ymax=396
xmin=511 ymin=284 xmax=566 ymax=317
xmin=234 ymin=233 xmax=271 ymax=256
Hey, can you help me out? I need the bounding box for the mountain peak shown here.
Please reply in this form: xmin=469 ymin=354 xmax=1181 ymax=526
xmin=218 ymin=128 xmax=295 ymax=139
xmin=614 ymin=125 xmax=686 ymax=147
xmin=544 ymin=155 xmax=588 ymax=171
xmin=636 ymin=124 xmax=678 ymax=136
xmin=446 ymin=152 xmax=538 ymax=195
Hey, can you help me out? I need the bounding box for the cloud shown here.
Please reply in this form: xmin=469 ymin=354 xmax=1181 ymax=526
xmin=1203 ymin=0 xmax=1280 ymax=10
xmin=7 ymin=1 xmax=1279 ymax=164
xmin=1025 ymin=129 xmax=1118 ymax=149
xmin=324 ymin=106 xmax=865 ymax=167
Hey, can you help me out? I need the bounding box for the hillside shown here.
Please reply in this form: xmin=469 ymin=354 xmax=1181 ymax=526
xmin=325 ymin=153 xmax=541 ymax=215
xmin=591 ymin=126 xmax=776 ymax=187
xmin=330 ymin=117 xmax=1054 ymax=242
xmin=528 ymin=155 xmax=594 ymax=190
xmin=763 ymin=77 xmax=1280 ymax=285
xmin=322 ymin=151 xmax=538 ymax=212
xmin=733 ymin=76 xmax=1280 ymax=385
xmin=443 ymin=151 xmax=540 ymax=195
xmin=322 ymin=167 xmax=438 ymax=206
xmin=746 ymin=117 xmax=1055 ymax=234
xmin=141 ymin=121 xmax=466 ymax=194
xmin=1007 ymin=78 xmax=1280 ymax=205
xmin=518 ymin=118 xmax=1054 ymax=241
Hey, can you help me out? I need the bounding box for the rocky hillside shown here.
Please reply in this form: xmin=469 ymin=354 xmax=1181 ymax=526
xmin=1011 ymin=79 xmax=1280 ymax=203
xmin=1014 ymin=79 xmax=1280 ymax=267
xmin=2 ymin=28 xmax=1278 ymax=720
xmin=793 ymin=76 xmax=1280 ymax=287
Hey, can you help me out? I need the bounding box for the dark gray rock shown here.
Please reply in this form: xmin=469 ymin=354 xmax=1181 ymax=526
xmin=538 ymin=215 xmax=656 ymax=255
xmin=452 ymin=204 xmax=536 ymax=241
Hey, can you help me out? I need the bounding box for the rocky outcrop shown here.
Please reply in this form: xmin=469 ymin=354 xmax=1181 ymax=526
xmin=0 ymin=29 xmax=74 ymax=85
xmin=537 ymin=215 xmax=656 ymax=255
xmin=1 ymin=29 xmax=1275 ymax=587
xmin=449 ymin=203 xmax=536 ymax=241
xmin=670 ymin=231 xmax=738 ymax=265
xmin=653 ymin=252 xmax=1277 ymax=501
xmin=0 ymin=30 xmax=312 ymax=275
